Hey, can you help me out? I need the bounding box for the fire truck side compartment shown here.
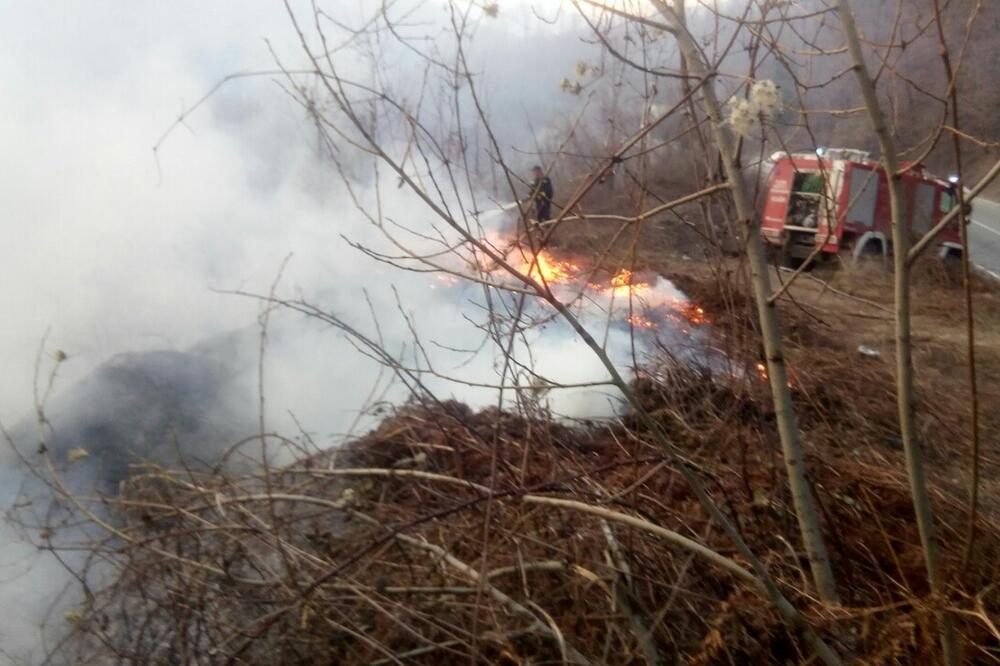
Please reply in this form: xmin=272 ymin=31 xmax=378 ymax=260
xmin=762 ymin=151 xmax=964 ymax=262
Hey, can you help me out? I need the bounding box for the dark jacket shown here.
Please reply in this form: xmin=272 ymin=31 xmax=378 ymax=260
xmin=530 ymin=176 xmax=553 ymax=203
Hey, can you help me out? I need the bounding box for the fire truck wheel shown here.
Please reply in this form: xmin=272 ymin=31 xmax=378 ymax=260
xmin=782 ymin=253 xmax=805 ymax=269
xmin=942 ymin=247 xmax=963 ymax=264
xmin=853 ymin=239 xmax=886 ymax=269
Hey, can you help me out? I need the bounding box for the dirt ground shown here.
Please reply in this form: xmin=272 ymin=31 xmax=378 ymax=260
xmin=782 ymin=259 xmax=1000 ymax=519
xmin=547 ymin=215 xmax=1000 ymax=524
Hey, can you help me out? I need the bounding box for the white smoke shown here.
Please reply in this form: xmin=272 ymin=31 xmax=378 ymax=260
xmin=0 ymin=1 xmax=712 ymax=660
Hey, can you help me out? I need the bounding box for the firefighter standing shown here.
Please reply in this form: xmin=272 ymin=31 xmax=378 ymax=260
xmin=527 ymin=165 xmax=554 ymax=222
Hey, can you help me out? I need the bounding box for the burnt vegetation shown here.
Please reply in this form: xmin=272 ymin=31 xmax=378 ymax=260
xmin=9 ymin=0 xmax=1000 ymax=664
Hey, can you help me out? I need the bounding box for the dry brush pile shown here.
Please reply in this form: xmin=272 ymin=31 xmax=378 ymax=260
xmin=29 ymin=286 xmax=1000 ymax=664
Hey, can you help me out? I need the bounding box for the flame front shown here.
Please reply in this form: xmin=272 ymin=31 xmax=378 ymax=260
xmin=440 ymin=244 xmax=712 ymax=334
xmin=521 ymin=250 xmax=579 ymax=283
xmin=608 ymin=268 xmax=650 ymax=297
xmin=626 ymin=314 xmax=658 ymax=329
xmin=682 ymin=304 xmax=708 ymax=325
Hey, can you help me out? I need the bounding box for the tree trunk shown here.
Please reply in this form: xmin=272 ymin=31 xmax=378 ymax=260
xmin=835 ymin=1 xmax=958 ymax=662
xmin=651 ymin=0 xmax=839 ymax=606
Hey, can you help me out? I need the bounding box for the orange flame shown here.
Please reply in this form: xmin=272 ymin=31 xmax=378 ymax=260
xmin=610 ymin=269 xmax=635 ymax=288
xmin=521 ymin=251 xmax=579 ymax=283
xmin=755 ymin=361 xmax=794 ymax=387
xmin=453 ymin=244 xmax=715 ymax=334
xmin=607 ymin=268 xmax=651 ymax=297
xmin=683 ymin=304 xmax=708 ymax=325
xmin=627 ymin=314 xmax=658 ymax=329
xmin=756 ymin=362 xmax=768 ymax=381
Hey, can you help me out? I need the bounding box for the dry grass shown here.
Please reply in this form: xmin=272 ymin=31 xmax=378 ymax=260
xmin=20 ymin=237 xmax=1000 ymax=664
xmin=42 ymin=385 xmax=1000 ymax=663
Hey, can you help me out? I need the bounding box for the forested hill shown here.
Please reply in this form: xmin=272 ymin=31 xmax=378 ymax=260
xmin=766 ymin=0 xmax=1000 ymax=181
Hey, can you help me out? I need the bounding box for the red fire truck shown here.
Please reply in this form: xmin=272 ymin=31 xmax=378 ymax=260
xmin=761 ymin=148 xmax=965 ymax=267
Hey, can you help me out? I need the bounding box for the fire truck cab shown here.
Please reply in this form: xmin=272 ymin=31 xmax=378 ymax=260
xmin=761 ymin=148 xmax=965 ymax=267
